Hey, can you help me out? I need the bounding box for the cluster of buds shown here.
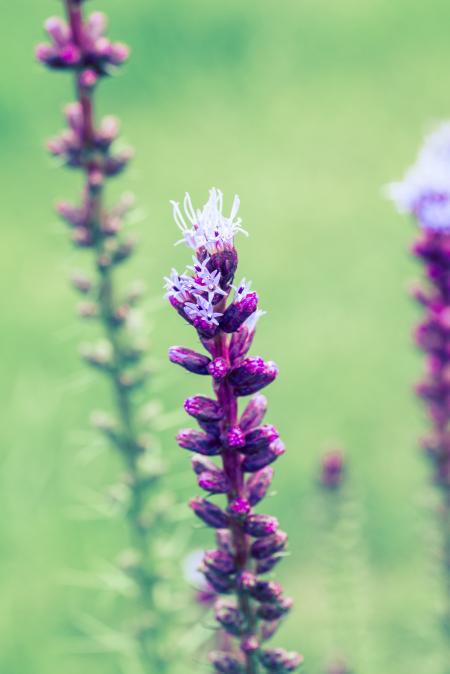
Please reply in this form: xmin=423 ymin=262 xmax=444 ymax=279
xmin=319 ymin=450 xmax=345 ymax=490
xmin=36 ymin=9 xmax=129 ymax=83
xmin=389 ymin=123 xmax=450 ymax=487
xmin=167 ymin=189 xmax=302 ymax=673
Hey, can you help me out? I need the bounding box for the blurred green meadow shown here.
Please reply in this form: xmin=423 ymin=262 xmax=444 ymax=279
xmin=2 ymin=0 xmax=450 ymax=672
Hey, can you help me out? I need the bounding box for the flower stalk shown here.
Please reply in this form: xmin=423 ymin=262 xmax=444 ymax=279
xmin=37 ymin=2 xmax=182 ymax=670
xmin=166 ymin=188 xmax=303 ymax=674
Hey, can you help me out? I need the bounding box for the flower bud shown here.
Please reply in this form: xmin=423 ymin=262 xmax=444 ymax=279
xmin=214 ymin=602 xmax=245 ymax=636
xmin=320 ymin=450 xmax=345 ymax=489
xmin=228 ymin=497 xmax=251 ymax=517
xmin=242 ymin=439 xmax=285 ymax=472
xmin=256 ymin=555 xmax=282 ymax=574
xmin=251 ymin=531 xmax=288 ymax=560
xmin=259 ymin=648 xmax=304 ymax=672
xmin=243 ymin=425 xmax=279 ymax=454
xmin=169 ymin=346 xmax=211 ymax=375
xmin=244 ymin=513 xmax=279 ymax=538
xmin=203 ymin=566 xmax=234 ymax=594
xmin=239 ymin=394 xmax=268 ymax=431
xmin=216 ymin=529 xmax=233 ymax=554
xmin=204 ymin=550 xmax=236 ymax=575
xmin=176 ymin=429 xmax=221 ymax=456
xmin=198 ymin=470 xmax=230 ymax=494
xmin=208 ymin=357 xmax=230 ymax=380
xmin=248 ymin=579 xmax=283 ymax=603
xmin=229 ymin=357 xmax=278 ymax=397
xmin=209 ymin=651 xmax=245 ymax=674
xmin=191 ymin=455 xmax=219 ymax=475
xmin=45 ymin=17 xmax=69 ymax=47
xmin=246 ymin=467 xmax=274 ymax=506
xmin=190 ymin=497 xmax=229 ymax=529
xmin=184 ymin=395 xmax=223 ymax=422
xmin=220 ymin=291 xmax=259 ymax=333
xmin=257 ymin=597 xmax=293 ymax=621
xmin=207 ymin=249 xmax=238 ymax=289
xmin=226 ymin=426 xmax=246 ymax=448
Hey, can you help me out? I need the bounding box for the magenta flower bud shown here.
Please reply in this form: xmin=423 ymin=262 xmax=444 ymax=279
xmin=198 ymin=470 xmax=230 ymax=494
xmin=190 ymin=497 xmax=229 ymax=529
xmin=169 ymin=346 xmax=211 ymax=375
xmin=243 ymin=424 xmax=279 ymax=454
xmin=176 ymin=429 xmax=221 ymax=455
xmin=239 ymin=394 xmax=268 ymax=432
xmin=207 ymin=249 xmax=238 ymax=289
xmin=86 ymin=11 xmax=108 ymax=41
xmin=237 ymin=570 xmax=256 ymax=592
xmin=45 ymin=17 xmax=70 ymax=47
xmin=96 ymin=115 xmax=120 ymax=148
xmin=257 ymin=596 xmax=293 ymax=621
xmin=60 ymin=44 xmax=82 ymax=65
xmin=248 ymin=579 xmax=283 ymax=604
xmin=242 ymin=439 xmax=285 ymax=472
xmin=198 ymin=418 xmax=221 ymax=437
xmin=209 ymin=652 xmax=245 ymax=674
xmin=244 ymin=513 xmax=279 ymax=538
xmin=184 ymin=395 xmax=223 ymax=422
xmin=228 ymin=497 xmax=251 ymax=517
xmin=79 ymin=68 xmax=99 ymax=88
xmin=220 ymin=291 xmax=259 ymax=333
xmin=56 ymin=201 xmax=85 ymax=227
xmin=109 ymin=41 xmax=130 ymax=65
xmin=261 ymin=619 xmax=282 ymax=641
xmin=214 ymin=602 xmax=245 ymax=636
xmin=251 ymin=531 xmax=288 ymax=560
xmin=35 ymin=43 xmax=56 ymax=64
xmin=246 ymin=467 xmax=274 ymax=506
xmin=226 ymin=426 xmax=246 ymax=448
xmin=259 ymin=649 xmax=304 ymax=673
xmin=203 ymin=567 xmax=234 ymax=594
xmin=204 ymin=550 xmax=236 ymax=575
xmin=256 ymin=555 xmax=283 ymax=575
xmin=65 ymin=102 xmax=84 ymax=133
xmin=208 ymin=357 xmax=230 ymax=380
xmin=191 ymin=455 xmax=219 ymax=475
xmin=104 ymin=149 xmax=133 ymax=177
xmin=320 ymin=450 xmax=345 ymax=489
xmin=229 ymin=357 xmax=278 ymax=397
xmin=240 ymin=636 xmax=259 ymax=653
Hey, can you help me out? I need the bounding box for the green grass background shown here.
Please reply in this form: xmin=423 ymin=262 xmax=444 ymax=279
xmin=1 ymin=0 xmax=449 ymax=672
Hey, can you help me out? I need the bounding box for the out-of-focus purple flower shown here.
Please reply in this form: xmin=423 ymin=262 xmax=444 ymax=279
xmin=320 ymin=450 xmax=345 ymax=489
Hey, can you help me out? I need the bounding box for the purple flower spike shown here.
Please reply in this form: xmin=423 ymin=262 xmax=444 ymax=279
xmin=184 ymin=396 xmax=224 ymax=422
xmin=166 ymin=189 xmax=302 ymax=670
xmin=190 ymin=497 xmax=229 ymax=529
xmin=229 ymin=357 xmax=279 ymax=397
xmin=239 ymin=393 xmax=268 ymax=431
xmin=244 ymin=514 xmax=279 ymax=538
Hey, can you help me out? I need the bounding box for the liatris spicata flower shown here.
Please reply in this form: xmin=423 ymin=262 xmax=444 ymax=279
xmin=37 ymin=3 xmax=184 ymax=670
xmin=389 ymin=124 xmax=450 ymax=644
xmin=166 ymin=188 xmax=303 ymax=673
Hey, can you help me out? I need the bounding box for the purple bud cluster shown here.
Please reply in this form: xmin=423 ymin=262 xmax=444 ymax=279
xmin=36 ymin=10 xmax=129 ymax=81
xmin=389 ymin=126 xmax=450 ymax=487
xmin=167 ymin=189 xmax=302 ymax=672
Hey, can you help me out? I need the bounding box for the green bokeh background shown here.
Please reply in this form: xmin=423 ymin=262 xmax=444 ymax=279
xmin=2 ymin=0 xmax=449 ymax=672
